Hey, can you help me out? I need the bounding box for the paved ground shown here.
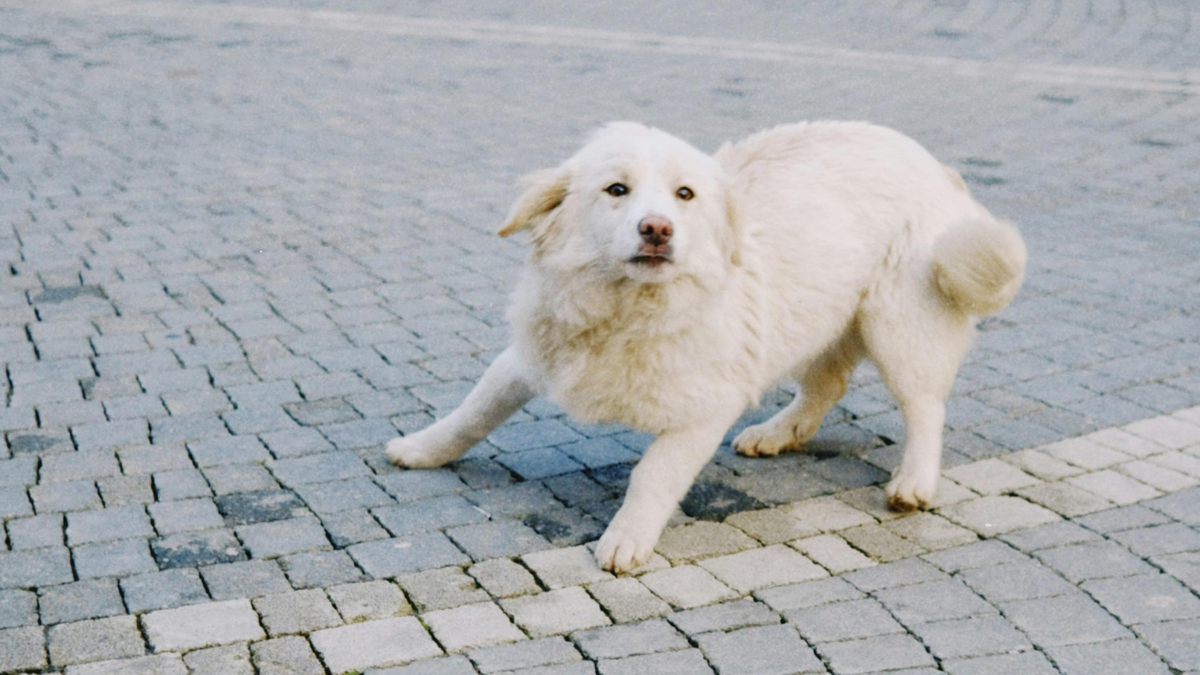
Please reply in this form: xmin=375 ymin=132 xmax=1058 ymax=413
xmin=1 ymin=0 xmax=1199 ymax=673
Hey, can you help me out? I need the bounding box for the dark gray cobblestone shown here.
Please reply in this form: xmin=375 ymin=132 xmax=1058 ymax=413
xmin=2 ymin=0 xmax=1200 ymax=672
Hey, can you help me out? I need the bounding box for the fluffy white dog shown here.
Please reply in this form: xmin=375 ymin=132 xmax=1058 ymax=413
xmin=386 ymin=121 xmax=1026 ymax=573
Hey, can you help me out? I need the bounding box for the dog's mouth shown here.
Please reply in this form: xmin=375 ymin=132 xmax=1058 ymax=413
xmin=628 ymin=254 xmax=673 ymax=268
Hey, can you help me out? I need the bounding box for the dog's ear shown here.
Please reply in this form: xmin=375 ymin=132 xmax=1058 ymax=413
xmin=498 ymin=168 xmax=569 ymax=238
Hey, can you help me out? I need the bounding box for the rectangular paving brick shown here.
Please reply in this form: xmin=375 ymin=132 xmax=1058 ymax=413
xmin=696 ymin=624 xmax=825 ymax=675
xmin=142 ymin=599 xmax=266 ymax=652
xmin=311 ymin=617 xmax=443 ymax=673
xmin=349 ymin=533 xmax=470 ymax=577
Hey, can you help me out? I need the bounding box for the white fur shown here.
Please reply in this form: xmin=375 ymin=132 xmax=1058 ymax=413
xmin=386 ymin=121 xmax=1026 ymax=573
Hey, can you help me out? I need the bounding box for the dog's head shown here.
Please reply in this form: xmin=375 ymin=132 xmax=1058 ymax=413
xmin=499 ymin=122 xmax=741 ymax=286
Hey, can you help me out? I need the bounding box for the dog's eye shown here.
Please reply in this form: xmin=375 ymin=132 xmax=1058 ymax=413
xmin=676 ymin=186 xmax=694 ymax=201
xmin=605 ymin=183 xmax=629 ymax=197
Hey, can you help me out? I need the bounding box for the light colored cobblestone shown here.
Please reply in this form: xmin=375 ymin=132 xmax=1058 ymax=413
xmin=697 ymin=544 xmax=827 ymax=593
xmin=142 ymin=600 xmax=265 ymax=652
xmin=786 ymin=496 xmax=876 ymax=533
xmin=522 ymin=546 xmax=613 ymax=590
xmin=1068 ymin=470 xmax=1162 ymax=505
xmin=424 ymin=601 xmax=526 ymax=652
xmin=638 ymin=566 xmax=739 ymax=610
xmin=940 ymin=496 xmax=1061 ymax=536
xmin=585 ymin=578 xmax=671 ymax=623
xmin=945 ymin=459 xmax=1041 ymax=494
xmin=500 ymin=588 xmax=611 ymax=638
xmin=790 ymin=534 xmax=877 ymax=574
xmin=311 ymin=617 xmax=443 ymax=673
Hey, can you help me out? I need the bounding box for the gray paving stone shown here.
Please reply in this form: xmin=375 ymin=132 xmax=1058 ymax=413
xmin=200 ymin=560 xmax=292 ymax=600
xmin=942 ymin=651 xmax=1059 ymax=675
xmin=187 ymin=436 xmax=270 ymax=468
xmin=1034 ymin=540 xmax=1157 ymax=582
xmin=468 ymin=636 xmax=582 ymax=673
xmin=119 ymin=569 xmax=209 ymax=613
xmin=667 ymin=598 xmax=780 ymax=636
xmin=0 ymin=589 xmax=38 ymax=630
xmin=501 ymin=588 xmax=611 ymax=638
xmin=959 ymin=560 xmax=1077 ymax=602
xmin=183 ymin=644 xmax=254 ymax=675
xmin=447 ymin=520 xmax=553 ymax=561
xmin=815 ymin=633 xmax=935 ymax=674
xmin=1045 ymin=638 xmax=1171 ymax=675
xmin=921 ymin=539 xmax=1027 ymax=573
xmin=143 ymin=599 xmax=265 ymax=652
xmin=755 ymin=577 xmax=865 ymax=612
xmin=268 ymin=450 xmax=372 ymax=487
xmin=785 ymin=598 xmax=903 ymax=643
xmin=572 ymin=619 xmax=687 ymax=660
xmin=148 ymin=498 xmax=223 ymax=535
xmin=349 ymin=533 xmax=470 ymax=577
xmin=260 ymin=427 xmax=336 ymax=458
xmin=595 ymin=648 xmax=713 ymax=675
xmin=47 ymin=615 xmax=144 ymax=668
xmin=998 ymin=520 xmax=1102 ymax=552
xmin=0 ymin=485 xmax=32 ymax=519
xmin=0 ymin=547 xmax=74 ymax=589
xmin=586 ymin=578 xmax=671 ymax=624
xmin=327 ymin=580 xmax=413 ymax=622
xmin=398 ymin=566 xmax=491 ymax=613
xmin=214 ymin=490 xmax=305 ymax=526
xmin=311 ymin=617 xmax=443 ymax=673
xmin=375 ymin=495 xmax=489 ymax=536
xmin=65 ymin=653 xmax=188 ymax=675
xmin=73 ymin=538 xmax=158 ymax=579
xmin=639 ymin=565 xmax=739 ymax=610
xmin=4 ymin=513 xmax=64 ymax=549
xmin=0 ymin=625 xmax=47 ymax=673
xmin=875 ymin=578 xmax=996 ymax=625
xmin=294 ymin=476 xmax=395 ymax=515
xmin=696 ymin=624 xmax=825 ymax=675
xmin=96 ymin=474 xmax=154 ymax=507
xmin=1082 ymin=573 xmax=1200 ymax=624
xmin=253 ymin=589 xmax=343 ymax=636
xmin=1134 ymin=618 xmax=1200 ymax=672
xmin=468 ymin=558 xmax=541 ymax=599
xmin=284 ymin=397 xmax=361 ymax=427
xmin=424 ymin=601 xmax=526 ymax=653
xmin=31 ymin=480 xmax=103 ymax=514
xmin=237 ymin=516 xmax=331 ymax=559
xmin=280 ymin=549 xmax=365 ymax=588
xmin=202 ymin=463 xmax=281 ymax=495
xmin=251 ymin=636 xmax=325 ymax=675
xmin=38 ymin=579 xmax=124 ymax=625
xmin=842 ymin=558 xmax=946 ymax=592
xmin=908 ymin=615 xmax=1031 ymax=660
xmin=999 ymin=593 xmax=1133 ymax=647
xmin=153 ymin=469 xmax=213 ymax=502
xmin=150 ymin=528 xmax=245 ymax=569
xmin=322 ymin=508 xmax=391 ymax=548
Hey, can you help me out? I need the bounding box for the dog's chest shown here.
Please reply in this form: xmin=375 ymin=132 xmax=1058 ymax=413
xmin=524 ymin=311 xmax=749 ymax=433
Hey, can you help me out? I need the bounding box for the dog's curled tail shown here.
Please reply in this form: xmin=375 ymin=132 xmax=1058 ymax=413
xmin=932 ymin=218 xmax=1027 ymax=316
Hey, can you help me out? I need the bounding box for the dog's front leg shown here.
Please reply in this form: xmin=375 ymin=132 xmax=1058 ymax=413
xmin=595 ymin=415 xmax=738 ymax=573
xmin=386 ymin=347 xmax=537 ymax=468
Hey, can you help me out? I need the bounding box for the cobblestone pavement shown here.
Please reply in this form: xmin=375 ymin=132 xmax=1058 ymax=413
xmin=1 ymin=0 xmax=1199 ymax=673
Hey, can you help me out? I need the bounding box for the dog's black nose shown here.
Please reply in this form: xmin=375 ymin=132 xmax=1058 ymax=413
xmin=638 ymin=216 xmax=673 ymax=246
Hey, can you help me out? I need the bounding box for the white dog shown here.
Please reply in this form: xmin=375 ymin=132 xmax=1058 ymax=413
xmin=386 ymin=121 xmax=1026 ymax=573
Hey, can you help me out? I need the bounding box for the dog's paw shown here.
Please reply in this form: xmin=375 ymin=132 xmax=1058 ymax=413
xmin=885 ymin=465 xmax=939 ymax=511
xmin=732 ymin=420 xmax=813 ymax=457
xmin=384 ymin=435 xmax=452 ymax=469
xmin=594 ymin=517 xmax=659 ymax=574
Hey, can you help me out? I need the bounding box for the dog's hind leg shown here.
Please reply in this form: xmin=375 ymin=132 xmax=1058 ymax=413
xmin=385 ymin=347 xmax=536 ymax=469
xmin=859 ymin=291 xmax=973 ymax=511
xmin=732 ymin=336 xmax=862 ymax=457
